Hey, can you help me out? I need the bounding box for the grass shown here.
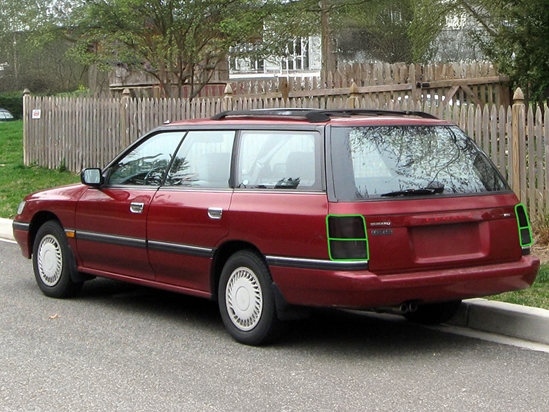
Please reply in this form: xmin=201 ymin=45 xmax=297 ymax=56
xmin=1 ymin=120 xmax=549 ymax=309
xmin=488 ymin=263 xmax=549 ymax=309
xmin=0 ymin=121 xmax=80 ymax=218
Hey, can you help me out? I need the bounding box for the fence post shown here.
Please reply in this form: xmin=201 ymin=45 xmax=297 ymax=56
xmin=511 ymin=87 xmax=525 ymax=200
xmin=222 ymin=83 xmax=233 ymax=111
xmin=347 ymin=82 xmax=360 ymax=108
xmin=22 ymin=88 xmax=31 ymax=166
xmin=120 ymin=88 xmax=131 ymax=147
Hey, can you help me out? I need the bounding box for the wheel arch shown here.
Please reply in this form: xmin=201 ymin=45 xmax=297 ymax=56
xmin=27 ymin=213 xmax=91 ymax=284
xmin=210 ymin=240 xmax=263 ymax=302
xmin=211 ymin=241 xmax=310 ymax=321
xmin=28 ymin=211 xmax=62 ymax=256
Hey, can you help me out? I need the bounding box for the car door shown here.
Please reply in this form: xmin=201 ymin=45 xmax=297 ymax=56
xmin=147 ymin=130 xmax=235 ymax=293
xmin=74 ymin=131 xmax=185 ymax=280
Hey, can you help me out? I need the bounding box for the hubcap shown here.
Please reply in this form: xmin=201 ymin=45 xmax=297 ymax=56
xmin=37 ymin=234 xmax=63 ymax=287
xmin=225 ymin=267 xmax=263 ymax=331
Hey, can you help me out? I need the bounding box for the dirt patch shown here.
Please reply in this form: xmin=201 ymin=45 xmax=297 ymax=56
xmin=531 ymin=244 xmax=549 ymax=264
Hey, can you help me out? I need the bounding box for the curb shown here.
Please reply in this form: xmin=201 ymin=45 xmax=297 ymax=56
xmin=0 ymin=218 xmax=14 ymax=241
xmin=449 ymin=298 xmax=549 ymax=345
xmin=2 ymin=218 xmax=548 ymax=346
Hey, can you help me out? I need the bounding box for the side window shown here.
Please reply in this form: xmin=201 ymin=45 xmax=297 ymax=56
xmin=109 ymin=132 xmax=185 ymax=186
xmin=237 ymin=131 xmax=320 ymax=190
xmin=165 ymin=130 xmax=235 ymax=188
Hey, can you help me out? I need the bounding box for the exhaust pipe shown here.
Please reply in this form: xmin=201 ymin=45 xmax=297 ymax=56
xmin=399 ymin=303 xmax=409 ymax=313
xmin=374 ymin=301 xmax=418 ymax=315
xmin=407 ymin=301 xmax=418 ymax=313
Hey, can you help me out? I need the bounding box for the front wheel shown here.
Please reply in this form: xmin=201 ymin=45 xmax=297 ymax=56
xmin=218 ymin=251 xmax=281 ymax=345
xmin=403 ymin=300 xmax=462 ymax=325
xmin=32 ymin=221 xmax=83 ymax=298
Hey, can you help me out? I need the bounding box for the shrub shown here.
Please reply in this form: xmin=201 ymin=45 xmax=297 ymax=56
xmin=0 ymin=92 xmax=23 ymax=119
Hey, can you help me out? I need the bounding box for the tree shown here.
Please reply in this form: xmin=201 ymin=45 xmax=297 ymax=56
xmin=288 ymin=0 xmax=446 ymax=66
xmin=67 ymin=0 xmax=291 ymax=99
xmin=479 ymin=0 xmax=549 ymax=102
xmin=0 ymin=0 xmax=88 ymax=93
xmin=337 ymin=0 xmax=415 ymax=63
xmin=408 ymin=0 xmax=452 ymax=62
xmin=0 ymin=0 xmax=44 ymax=89
xmin=424 ymin=0 xmax=549 ymax=102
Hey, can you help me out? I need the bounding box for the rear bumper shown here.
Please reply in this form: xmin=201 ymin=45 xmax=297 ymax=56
xmin=270 ymin=255 xmax=540 ymax=309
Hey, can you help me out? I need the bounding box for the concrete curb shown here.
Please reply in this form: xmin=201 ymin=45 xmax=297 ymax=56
xmin=449 ymin=298 xmax=549 ymax=345
xmin=2 ymin=217 xmax=548 ymax=346
xmin=0 ymin=217 xmax=14 ymax=241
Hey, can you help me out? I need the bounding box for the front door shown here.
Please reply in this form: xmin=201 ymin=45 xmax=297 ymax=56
xmin=74 ymin=131 xmax=185 ymax=280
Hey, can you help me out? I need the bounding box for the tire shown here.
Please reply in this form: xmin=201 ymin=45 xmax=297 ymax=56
xmin=403 ymin=300 xmax=462 ymax=325
xmin=32 ymin=221 xmax=83 ymax=298
xmin=218 ymin=251 xmax=281 ymax=346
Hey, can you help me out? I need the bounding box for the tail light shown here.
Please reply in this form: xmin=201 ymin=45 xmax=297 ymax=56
xmin=515 ymin=204 xmax=533 ymax=252
xmin=326 ymin=215 xmax=369 ymax=260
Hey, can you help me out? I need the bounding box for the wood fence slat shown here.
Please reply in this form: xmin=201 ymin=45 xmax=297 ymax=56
xmin=527 ymin=106 xmax=535 ymax=215
xmin=518 ymin=107 xmax=527 ymax=203
xmin=535 ymin=106 xmax=544 ymax=217
xmin=497 ymin=105 xmax=506 ymax=177
xmin=545 ymin=105 xmax=549 ymax=213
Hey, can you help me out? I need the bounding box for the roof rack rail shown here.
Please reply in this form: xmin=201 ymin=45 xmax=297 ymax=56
xmin=211 ymin=109 xmax=321 ymax=121
xmin=211 ymin=108 xmax=439 ymax=123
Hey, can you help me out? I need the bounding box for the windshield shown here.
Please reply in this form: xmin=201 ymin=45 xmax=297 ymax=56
xmin=330 ymin=125 xmax=509 ymax=200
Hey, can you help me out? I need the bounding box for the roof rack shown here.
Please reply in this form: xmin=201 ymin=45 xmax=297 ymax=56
xmin=211 ymin=108 xmax=439 ymax=123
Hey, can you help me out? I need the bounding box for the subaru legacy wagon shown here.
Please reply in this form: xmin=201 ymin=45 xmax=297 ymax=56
xmin=13 ymin=109 xmax=540 ymax=345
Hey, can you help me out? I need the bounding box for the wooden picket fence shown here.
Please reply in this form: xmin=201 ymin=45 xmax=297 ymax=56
xmin=114 ymin=62 xmax=510 ymax=109
xmin=22 ymin=86 xmax=548 ymax=220
xmin=234 ymin=61 xmax=510 ymax=107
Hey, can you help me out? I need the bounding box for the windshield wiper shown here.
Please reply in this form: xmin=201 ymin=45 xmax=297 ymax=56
xmin=381 ymin=186 xmax=444 ymax=197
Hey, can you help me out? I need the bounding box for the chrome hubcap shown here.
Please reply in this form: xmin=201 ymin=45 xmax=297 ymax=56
xmin=225 ymin=267 xmax=263 ymax=331
xmin=37 ymin=234 xmax=63 ymax=287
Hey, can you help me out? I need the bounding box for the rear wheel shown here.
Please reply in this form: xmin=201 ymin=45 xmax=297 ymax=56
xmin=218 ymin=251 xmax=281 ymax=345
xmin=32 ymin=221 xmax=83 ymax=298
xmin=403 ymin=300 xmax=462 ymax=325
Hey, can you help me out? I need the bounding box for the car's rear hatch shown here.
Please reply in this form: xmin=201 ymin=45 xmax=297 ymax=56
xmin=327 ymin=120 xmax=530 ymax=274
xmin=328 ymin=194 xmax=524 ymax=275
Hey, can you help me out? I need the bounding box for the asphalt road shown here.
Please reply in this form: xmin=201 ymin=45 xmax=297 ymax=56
xmin=2 ymin=240 xmax=549 ymax=412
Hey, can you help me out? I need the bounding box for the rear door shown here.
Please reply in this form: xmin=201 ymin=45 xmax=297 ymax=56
xmin=147 ymin=130 xmax=235 ymax=293
xmin=229 ymin=129 xmax=328 ymax=260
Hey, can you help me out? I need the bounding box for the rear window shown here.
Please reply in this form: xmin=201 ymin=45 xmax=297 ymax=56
xmin=330 ymin=125 xmax=509 ymax=201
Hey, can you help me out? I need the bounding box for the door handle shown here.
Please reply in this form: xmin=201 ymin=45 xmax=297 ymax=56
xmin=208 ymin=207 xmax=223 ymax=220
xmin=130 ymin=202 xmax=145 ymax=214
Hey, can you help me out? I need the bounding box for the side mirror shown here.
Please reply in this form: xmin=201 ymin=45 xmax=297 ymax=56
xmin=81 ymin=168 xmax=104 ymax=187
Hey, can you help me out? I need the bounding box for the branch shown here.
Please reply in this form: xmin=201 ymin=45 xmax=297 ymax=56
xmin=457 ymin=0 xmax=498 ymax=36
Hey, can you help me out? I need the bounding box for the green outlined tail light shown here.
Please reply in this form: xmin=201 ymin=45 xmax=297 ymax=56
xmin=326 ymin=215 xmax=369 ymax=261
xmin=515 ymin=204 xmax=533 ymax=249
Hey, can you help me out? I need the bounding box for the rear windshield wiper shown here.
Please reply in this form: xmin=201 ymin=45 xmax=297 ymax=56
xmin=381 ymin=186 xmax=444 ymax=197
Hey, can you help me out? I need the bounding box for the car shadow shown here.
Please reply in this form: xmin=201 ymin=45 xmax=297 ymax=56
xmin=75 ymin=277 xmax=482 ymax=354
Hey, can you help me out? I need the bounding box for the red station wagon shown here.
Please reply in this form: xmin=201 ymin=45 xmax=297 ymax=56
xmin=13 ymin=109 xmax=540 ymax=345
